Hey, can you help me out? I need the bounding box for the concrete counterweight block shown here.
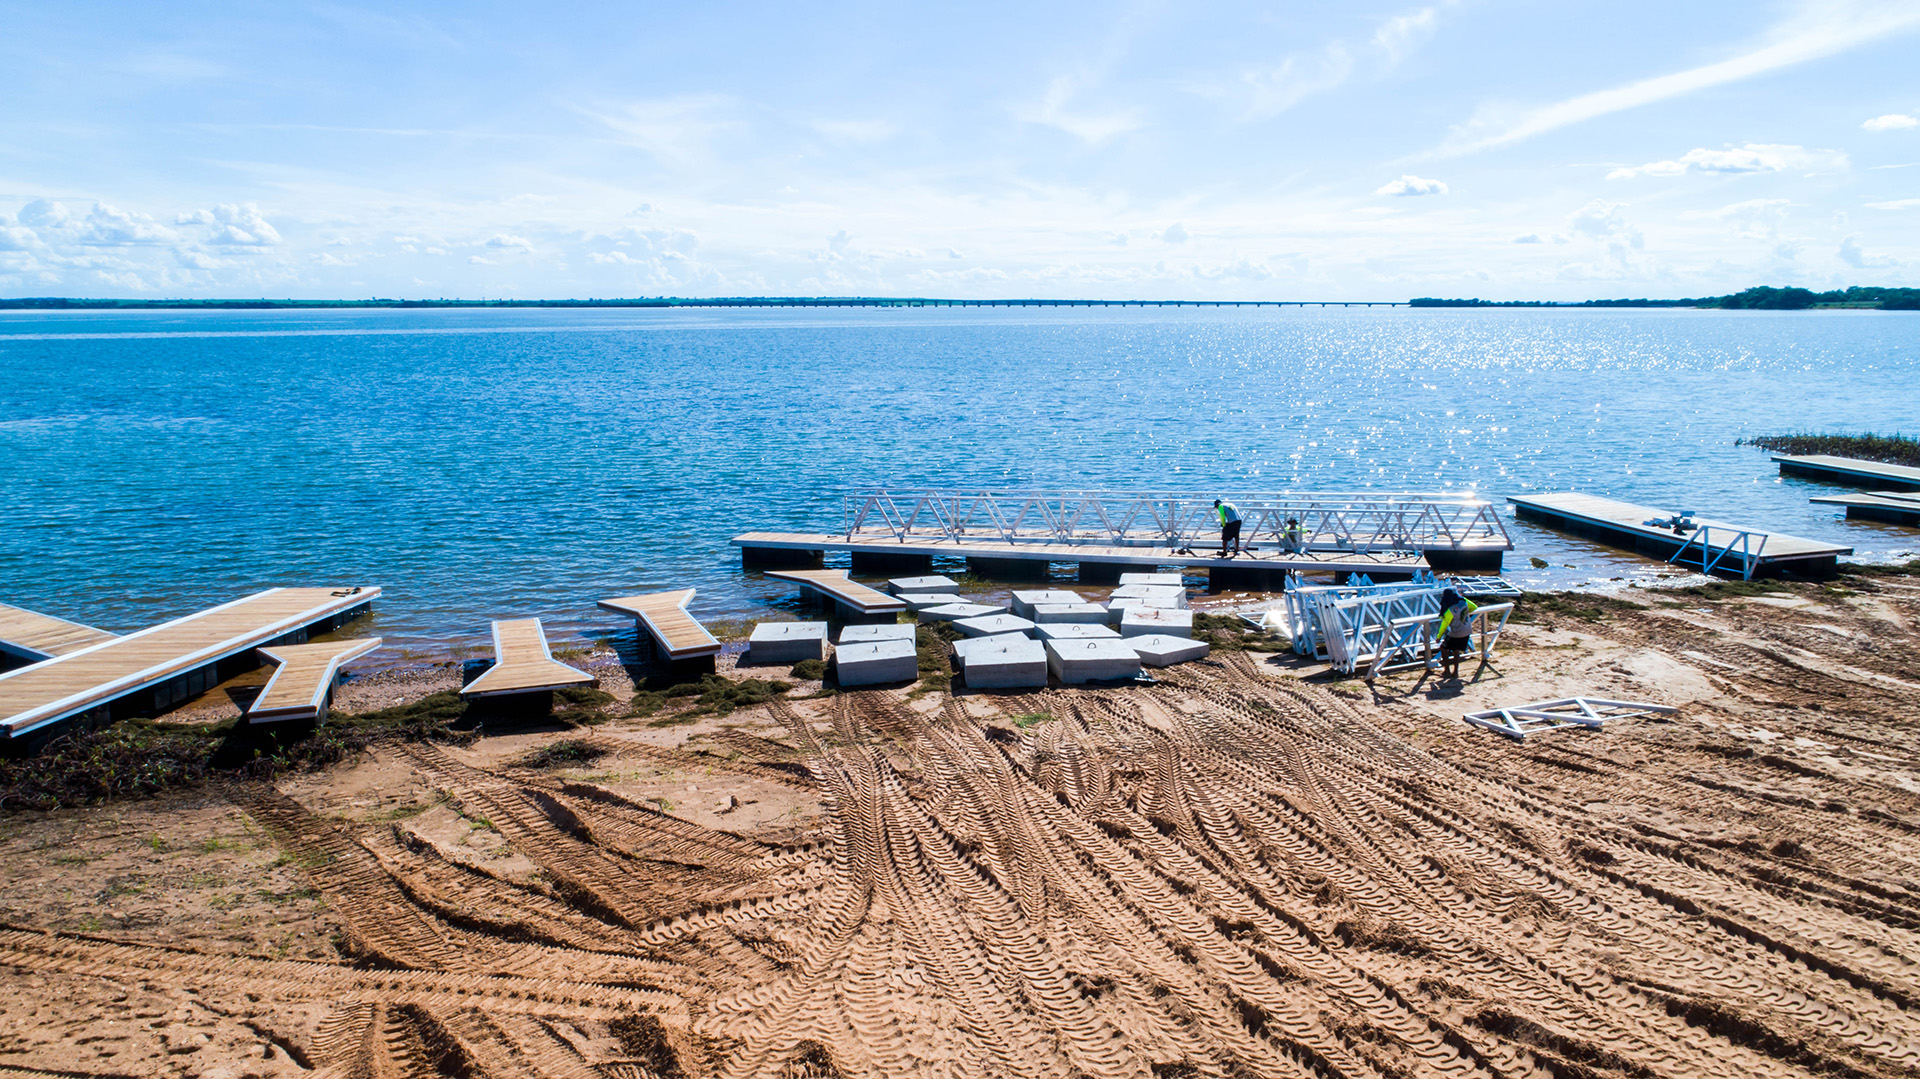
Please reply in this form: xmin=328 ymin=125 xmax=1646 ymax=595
xmin=1119 ymin=572 xmax=1184 ymax=588
xmin=955 ymin=613 xmax=1037 ymax=639
xmin=748 ymin=621 xmax=829 ymax=663
xmin=889 ymin=575 xmax=960 ymax=596
xmin=1104 ymin=598 xmax=1151 ymax=625
xmin=835 ymin=639 xmax=918 ymax=686
xmin=838 ymin=622 xmax=917 ymax=645
xmin=1034 ymin=622 xmax=1121 ymax=642
xmin=955 ymin=634 xmax=1048 ymax=689
xmin=1046 ymin=638 xmax=1143 ymax=684
xmin=1127 ymin=634 xmax=1211 ymax=667
xmin=1120 ymin=607 xmax=1194 ymax=639
xmin=1010 ymin=589 xmax=1084 ymax=619
xmin=1110 ymin=584 xmax=1189 ymax=609
xmin=1031 ymin=603 xmax=1109 ymax=624
xmin=918 ymin=602 xmax=1006 ymax=624
xmin=902 ymin=593 xmax=966 ymax=612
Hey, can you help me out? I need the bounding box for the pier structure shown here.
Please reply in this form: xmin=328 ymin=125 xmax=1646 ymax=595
xmin=1772 ymin=454 xmax=1920 ymax=492
xmin=1809 ymin=489 xmax=1920 ymax=527
xmin=0 ymin=587 xmax=379 ymax=748
xmin=1510 ymin=493 xmax=1850 ymax=579
xmin=736 ymin=488 xmax=1510 ymax=591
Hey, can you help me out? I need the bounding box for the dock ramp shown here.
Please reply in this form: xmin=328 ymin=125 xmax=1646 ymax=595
xmin=461 ymin=619 xmax=594 ymax=699
xmin=248 ymin=638 xmax=383 ymax=723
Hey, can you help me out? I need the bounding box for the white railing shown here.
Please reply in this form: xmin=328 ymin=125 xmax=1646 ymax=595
xmin=841 ymin=489 xmax=1513 ymax=554
xmin=1281 ymin=573 xmax=1439 ymax=657
xmin=1668 ymin=525 xmax=1768 ymax=581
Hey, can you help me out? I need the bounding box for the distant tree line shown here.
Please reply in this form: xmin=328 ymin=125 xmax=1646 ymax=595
xmin=1409 ymin=286 xmax=1920 ymax=309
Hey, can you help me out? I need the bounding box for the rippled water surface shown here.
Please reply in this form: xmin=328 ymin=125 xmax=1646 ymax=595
xmin=2 ymin=306 xmax=1915 ymax=647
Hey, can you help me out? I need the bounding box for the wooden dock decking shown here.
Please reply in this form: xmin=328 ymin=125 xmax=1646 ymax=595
xmin=461 ymin=619 xmax=595 ymax=699
xmin=249 ymin=638 xmax=383 ymax=723
xmin=761 ymin=569 xmax=909 ymax=617
xmin=0 ymin=603 xmax=119 ymax=663
xmin=1774 ymin=454 xmax=1920 ymax=492
xmin=735 ymin=532 xmax=1435 ymax=578
xmin=1810 ymin=490 xmax=1920 ymax=527
xmin=1510 ymin=493 xmax=1851 ymax=577
xmin=597 ymin=589 xmax=722 ymax=661
xmin=0 ymin=587 xmax=380 ymax=741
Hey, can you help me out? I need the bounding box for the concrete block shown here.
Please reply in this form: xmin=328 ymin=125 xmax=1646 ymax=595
xmin=1034 ymin=622 xmax=1121 ymax=642
xmin=748 ymin=621 xmax=828 ymax=663
xmin=1105 ymin=598 xmax=1149 ymax=624
xmin=834 ymin=639 xmax=918 ymax=686
xmin=918 ymin=602 xmax=1006 ymax=624
xmin=954 ymin=613 xmax=1037 ymax=639
xmin=889 ymin=575 xmax=959 ymax=596
xmin=1110 ymin=584 xmax=1188 ymax=608
xmin=1120 ymin=607 xmax=1194 ymax=639
xmin=951 ymin=631 xmax=1030 ymax=668
xmin=1127 ymin=634 xmax=1210 ymax=667
xmin=901 ymin=592 xmax=965 ymax=611
xmin=837 ymin=622 xmax=917 ymax=645
xmin=1010 ymin=589 xmax=1083 ymax=618
xmin=1119 ymin=572 xmax=1184 ymax=588
xmin=1032 ymin=603 xmax=1109 ymax=624
xmin=956 ymin=635 xmax=1048 ymax=689
xmin=1045 ymin=638 xmax=1143 ymax=684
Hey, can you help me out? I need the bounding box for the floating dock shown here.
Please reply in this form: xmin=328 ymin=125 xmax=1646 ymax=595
xmin=249 ymin=638 xmax=383 ymax=723
xmin=1810 ymin=489 xmax=1920 ymax=527
xmin=598 ymin=589 xmax=723 ymax=674
xmin=0 ymin=587 xmax=379 ymax=746
xmin=1773 ymin=454 xmax=1920 ymax=492
xmin=1510 ymin=493 xmax=1850 ymax=578
xmin=736 ymin=533 xmax=1433 ymax=591
xmin=0 ymin=603 xmax=119 ymax=665
xmin=461 ymin=618 xmax=594 ymax=700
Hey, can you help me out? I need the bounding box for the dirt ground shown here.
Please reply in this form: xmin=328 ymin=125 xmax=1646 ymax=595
xmin=2 ymin=573 xmax=1918 ymax=1078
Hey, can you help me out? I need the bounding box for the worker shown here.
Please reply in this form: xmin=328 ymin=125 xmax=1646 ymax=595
xmin=1436 ymin=587 xmax=1479 ymax=680
xmin=1283 ymin=517 xmax=1304 ymax=554
xmin=1214 ymin=498 xmax=1243 ymax=556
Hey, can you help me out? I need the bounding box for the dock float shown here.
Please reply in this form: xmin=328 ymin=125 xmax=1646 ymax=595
xmin=1510 ymin=493 xmax=1850 ymax=579
xmin=597 ymin=589 xmax=723 ymax=675
xmin=762 ymin=569 xmax=909 ymax=621
xmin=1810 ymin=489 xmax=1920 ymax=527
xmin=1774 ymin=454 xmax=1920 ymax=492
xmin=0 ymin=587 xmax=380 ymax=747
xmin=461 ymin=619 xmax=594 ymax=700
xmin=248 ymin=638 xmax=383 ymax=723
xmin=0 ymin=603 xmax=119 ymax=665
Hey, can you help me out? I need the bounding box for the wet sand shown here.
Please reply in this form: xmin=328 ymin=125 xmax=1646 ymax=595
xmin=1 ymin=572 xmax=1917 ymax=1077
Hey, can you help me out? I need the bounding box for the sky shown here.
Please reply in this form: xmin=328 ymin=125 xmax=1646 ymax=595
xmin=1 ymin=0 xmax=1918 ymax=301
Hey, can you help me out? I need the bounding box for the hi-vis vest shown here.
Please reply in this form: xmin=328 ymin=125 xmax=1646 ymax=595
xmin=1217 ymin=502 xmax=1241 ymax=524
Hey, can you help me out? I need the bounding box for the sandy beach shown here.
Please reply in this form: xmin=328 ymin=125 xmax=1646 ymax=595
xmin=1 ymin=565 xmax=1917 ymax=1078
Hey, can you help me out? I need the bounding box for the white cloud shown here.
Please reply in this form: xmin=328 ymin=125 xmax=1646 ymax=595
xmin=1434 ymin=1 xmax=1920 ymax=156
xmin=17 ymin=199 xmax=71 ymax=227
xmin=0 ymin=226 xmax=36 ymax=250
xmin=485 ymin=233 xmax=531 ymax=248
xmin=1232 ymin=6 xmax=1438 ymax=118
xmin=467 ymin=255 xmax=493 ymax=265
xmin=1607 ymin=143 xmax=1846 ymax=179
xmin=1569 ymin=200 xmax=1644 ymax=248
xmin=76 ymin=203 xmax=177 ymax=246
xmin=1161 ymin=222 xmax=1189 ymax=244
xmin=1863 ymin=113 xmax=1918 ymax=131
xmin=1016 ymin=74 xmax=1140 ymax=143
xmin=1377 ymin=174 xmax=1448 ymax=196
xmin=206 ymin=203 xmax=281 ymax=246
xmin=1867 ymin=197 xmax=1920 ymax=210
xmin=1512 ymin=233 xmax=1543 ymax=244
xmin=1837 ymin=235 xmax=1889 ymax=268
xmin=589 ymin=251 xmax=638 ymax=264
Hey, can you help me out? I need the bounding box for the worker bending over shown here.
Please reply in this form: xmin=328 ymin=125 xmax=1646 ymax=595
xmin=1214 ymin=498 xmax=1243 ymax=556
xmin=1437 ymin=587 xmax=1479 ymax=680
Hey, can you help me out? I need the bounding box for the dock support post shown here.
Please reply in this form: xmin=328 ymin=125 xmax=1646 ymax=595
xmin=1076 ymin=561 xmax=1126 ymax=584
xmin=849 ymin=550 xmax=934 ymax=575
xmin=966 ymin=556 xmax=1051 ymax=581
xmin=742 ymin=545 xmax=824 ymax=569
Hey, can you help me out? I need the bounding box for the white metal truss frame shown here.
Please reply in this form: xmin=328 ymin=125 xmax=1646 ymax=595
xmin=1362 ymin=602 xmax=1514 ymax=681
xmin=1280 ymin=572 xmax=1439 ymax=658
xmin=1668 ymin=525 xmax=1769 ymax=581
xmin=1462 ymin=696 xmax=1678 ymax=741
xmin=840 ymin=489 xmax=1513 ymax=554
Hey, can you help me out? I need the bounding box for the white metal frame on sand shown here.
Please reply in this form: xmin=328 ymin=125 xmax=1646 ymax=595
xmin=1462 ymin=697 xmax=1677 ymax=741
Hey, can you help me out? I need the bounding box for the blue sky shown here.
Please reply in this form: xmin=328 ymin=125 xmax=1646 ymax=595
xmin=2 ymin=0 xmax=1917 ymax=300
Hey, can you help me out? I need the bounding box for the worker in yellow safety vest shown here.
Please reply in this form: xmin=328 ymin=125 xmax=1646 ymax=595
xmin=1214 ymin=499 xmax=1243 ymax=556
xmin=1437 ymin=588 xmax=1479 ymax=680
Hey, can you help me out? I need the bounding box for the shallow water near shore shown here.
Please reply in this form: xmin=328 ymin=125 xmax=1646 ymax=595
xmin=2 ymin=305 xmax=1915 ymax=649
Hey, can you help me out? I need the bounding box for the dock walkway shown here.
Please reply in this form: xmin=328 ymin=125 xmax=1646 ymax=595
xmin=0 ymin=603 xmax=118 ymax=664
xmin=461 ymin=619 xmax=594 ymax=699
xmin=1810 ymin=489 xmax=1920 ymax=527
xmin=1510 ymin=493 xmax=1850 ymax=578
xmin=249 ymin=638 xmax=383 ymax=723
xmin=1774 ymin=454 xmax=1920 ymax=492
xmin=762 ymin=569 xmax=909 ymax=619
xmin=0 ymin=587 xmax=380 ymax=743
xmin=598 ymin=590 xmax=723 ymax=672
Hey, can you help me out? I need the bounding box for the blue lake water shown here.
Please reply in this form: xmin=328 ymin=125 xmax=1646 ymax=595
xmin=2 ymin=306 xmax=1915 ymax=651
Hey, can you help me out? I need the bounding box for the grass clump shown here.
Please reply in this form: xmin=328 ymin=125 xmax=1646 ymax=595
xmin=1840 ymin=558 xmax=1920 ymax=578
xmin=631 ymin=674 xmax=794 ymax=723
xmin=910 ymin=622 xmax=961 ymax=697
xmin=515 ymin=738 xmax=608 ymax=770
xmin=1191 ymin=613 xmax=1289 ymax=652
xmin=1509 ymin=591 xmax=1641 ymax=624
xmin=1737 ymin=431 xmax=1920 ymax=468
xmin=789 ymin=658 xmax=827 ymax=680
xmin=1011 ymin=712 xmax=1051 ymax=728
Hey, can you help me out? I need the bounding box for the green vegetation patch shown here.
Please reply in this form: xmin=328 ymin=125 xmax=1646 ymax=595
xmin=1509 ymin=591 xmax=1642 ymax=624
xmin=515 ymin=738 xmax=608 ymax=770
xmin=1839 ymin=559 xmax=1920 ymax=578
xmin=1737 ymin=431 xmax=1920 ymax=469
xmin=1191 ymin=613 xmax=1289 ymax=652
xmin=630 ymin=674 xmax=793 ymax=722
xmin=789 ymin=658 xmax=827 ymax=681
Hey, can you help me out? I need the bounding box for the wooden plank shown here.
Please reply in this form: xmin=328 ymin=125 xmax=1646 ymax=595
xmin=732 ymin=532 xmax=1433 ymax=573
xmin=1774 ymin=454 xmax=1920 ymax=491
xmin=596 ymin=589 xmax=721 ymax=660
xmin=0 ymin=587 xmax=381 ymax=739
xmin=761 ymin=569 xmax=909 ymax=615
xmin=0 ymin=603 xmax=118 ymax=662
xmin=249 ymin=638 xmax=384 ymax=723
xmin=1509 ymin=492 xmax=1850 ymax=564
xmin=461 ymin=619 xmax=594 ymax=698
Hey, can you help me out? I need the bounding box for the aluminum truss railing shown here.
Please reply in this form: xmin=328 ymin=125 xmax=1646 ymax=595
xmin=842 ymin=490 xmax=1513 ymax=554
xmin=1668 ymin=525 xmax=1768 ymax=581
xmin=1281 ymin=573 xmax=1439 ymax=658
